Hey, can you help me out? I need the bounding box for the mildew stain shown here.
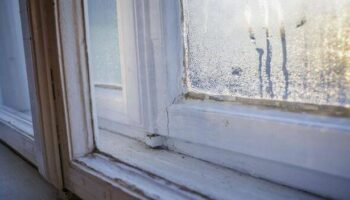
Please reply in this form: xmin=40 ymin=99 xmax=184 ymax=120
xmin=296 ymin=18 xmax=307 ymax=28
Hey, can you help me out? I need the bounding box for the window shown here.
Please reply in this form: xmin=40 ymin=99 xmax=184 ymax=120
xmin=87 ymin=0 xmax=122 ymax=87
xmin=86 ymin=0 xmax=125 ymax=124
xmin=85 ymin=0 xmax=143 ymax=138
xmin=0 ymin=0 xmax=33 ymax=133
xmin=185 ymin=0 xmax=350 ymax=109
xmin=0 ymin=0 xmax=39 ymax=167
xmin=165 ymin=0 xmax=350 ymax=198
xmin=57 ymin=0 xmax=350 ymax=199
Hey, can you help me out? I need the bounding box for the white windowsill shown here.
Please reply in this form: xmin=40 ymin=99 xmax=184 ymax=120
xmin=0 ymin=106 xmax=33 ymax=137
xmin=0 ymin=106 xmax=35 ymax=164
xmin=76 ymin=129 xmax=322 ymax=200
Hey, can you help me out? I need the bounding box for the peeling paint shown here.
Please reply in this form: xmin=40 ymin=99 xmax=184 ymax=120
xmin=185 ymin=91 xmax=350 ymax=117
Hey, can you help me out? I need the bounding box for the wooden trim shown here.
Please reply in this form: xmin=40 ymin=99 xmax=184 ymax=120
xmin=50 ymin=0 xmax=350 ymax=199
xmin=26 ymin=0 xmax=63 ymax=189
xmin=65 ymin=161 xmax=137 ymax=200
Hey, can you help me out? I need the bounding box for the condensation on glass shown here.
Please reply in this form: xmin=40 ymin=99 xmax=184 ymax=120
xmin=87 ymin=0 xmax=122 ymax=86
xmin=0 ymin=0 xmax=32 ymax=121
xmin=185 ymin=0 xmax=350 ymax=107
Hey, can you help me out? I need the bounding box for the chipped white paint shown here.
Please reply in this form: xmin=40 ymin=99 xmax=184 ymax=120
xmin=145 ymin=134 xmax=165 ymax=148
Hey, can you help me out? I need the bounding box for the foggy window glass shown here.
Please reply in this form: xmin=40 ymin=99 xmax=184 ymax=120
xmin=87 ymin=0 xmax=121 ymax=86
xmin=185 ymin=0 xmax=350 ymax=106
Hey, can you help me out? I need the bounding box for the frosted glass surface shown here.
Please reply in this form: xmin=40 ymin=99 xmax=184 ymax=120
xmin=186 ymin=0 xmax=350 ymax=106
xmin=87 ymin=0 xmax=121 ymax=85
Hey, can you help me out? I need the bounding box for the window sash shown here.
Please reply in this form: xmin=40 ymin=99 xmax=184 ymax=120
xmin=153 ymin=1 xmax=350 ymax=198
xmin=84 ymin=0 xmax=142 ymax=131
xmin=0 ymin=0 xmax=32 ymax=113
xmin=56 ymin=0 xmax=350 ymax=199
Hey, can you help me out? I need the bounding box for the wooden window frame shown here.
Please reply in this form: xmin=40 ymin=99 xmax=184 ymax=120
xmin=52 ymin=0 xmax=350 ymax=199
xmin=0 ymin=0 xmax=63 ymax=191
xmin=158 ymin=1 xmax=350 ymax=199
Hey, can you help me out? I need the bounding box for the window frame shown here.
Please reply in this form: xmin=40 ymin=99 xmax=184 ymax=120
xmin=156 ymin=0 xmax=350 ymax=198
xmin=0 ymin=0 xmax=33 ymax=137
xmin=83 ymin=0 xmax=155 ymax=143
xmin=54 ymin=0 xmax=350 ymax=199
xmin=55 ymin=1 xmax=181 ymax=198
xmin=57 ymin=0 xmax=156 ymax=154
xmin=155 ymin=0 xmax=350 ymax=198
xmin=0 ymin=0 xmax=37 ymax=164
xmin=0 ymin=0 xmax=63 ymax=190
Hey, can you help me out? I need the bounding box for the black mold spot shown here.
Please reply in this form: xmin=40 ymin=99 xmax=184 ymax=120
xmin=296 ymin=18 xmax=307 ymax=28
xmin=232 ymin=67 xmax=242 ymax=76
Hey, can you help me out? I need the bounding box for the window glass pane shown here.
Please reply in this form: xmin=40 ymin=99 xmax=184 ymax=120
xmin=0 ymin=0 xmax=32 ymax=119
xmin=87 ymin=0 xmax=122 ymax=86
xmin=185 ymin=0 xmax=350 ymax=106
xmin=86 ymin=0 xmax=124 ymax=123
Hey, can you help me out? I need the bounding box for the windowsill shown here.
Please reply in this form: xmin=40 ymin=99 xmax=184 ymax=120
xmin=0 ymin=106 xmax=35 ymax=164
xmin=76 ymin=129 xmax=322 ymax=200
xmin=0 ymin=106 xmax=33 ymax=137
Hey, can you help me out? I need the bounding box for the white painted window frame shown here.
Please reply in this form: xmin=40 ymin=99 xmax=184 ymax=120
xmin=57 ymin=0 xmax=155 ymax=155
xmin=55 ymin=0 xmax=350 ymax=199
xmin=83 ymin=0 xmax=158 ymax=143
xmin=0 ymin=0 xmax=63 ymax=190
xmin=158 ymin=1 xmax=350 ymax=199
xmin=56 ymin=1 xmax=156 ymax=198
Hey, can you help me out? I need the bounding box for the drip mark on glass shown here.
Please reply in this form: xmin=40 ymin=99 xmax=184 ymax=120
xmin=256 ymin=48 xmax=264 ymax=97
xmin=265 ymin=29 xmax=274 ymax=98
xmin=247 ymin=25 xmax=264 ymax=97
xmin=280 ymin=27 xmax=289 ymax=99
